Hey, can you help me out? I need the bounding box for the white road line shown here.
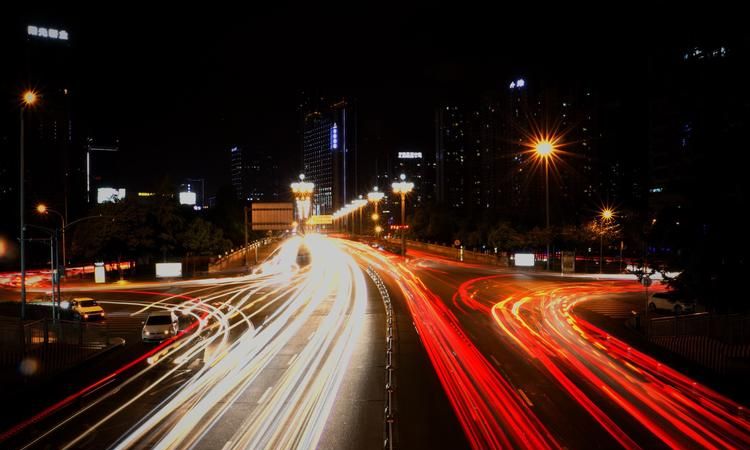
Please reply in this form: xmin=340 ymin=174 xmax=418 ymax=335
xmin=257 ymin=386 xmax=273 ymax=404
xmin=288 ymin=353 xmax=298 ymax=366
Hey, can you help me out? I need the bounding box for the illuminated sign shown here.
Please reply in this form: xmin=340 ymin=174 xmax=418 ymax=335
xmin=156 ymin=263 xmax=182 ymax=278
xmin=179 ymin=191 xmax=197 ymax=205
xmin=331 ymin=123 xmax=338 ymax=149
xmin=509 ymin=78 xmax=526 ymax=89
xmin=514 ymin=253 xmax=535 ymax=267
xmin=27 ymin=26 xmax=69 ymax=40
xmin=97 ymin=187 xmax=126 ymax=204
xmin=138 ymin=192 xmax=155 ymax=197
xmin=398 ymin=152 xmax=422 ymax=159
xmin=307 ymin=215 xmax=333 ymax=225
xmin=94 ymin=262 xmax=105 ymax=284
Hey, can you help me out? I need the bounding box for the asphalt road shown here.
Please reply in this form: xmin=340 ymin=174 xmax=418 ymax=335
xmin=369 ymin=246 xmax=750 ymax=449
xmin=1 ymin=236 xmax=389 ymax=450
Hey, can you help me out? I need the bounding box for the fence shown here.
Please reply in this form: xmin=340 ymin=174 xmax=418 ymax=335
xmin=649 ymin=313 xmax=750 ymax=375
xmin=1 ymin=317 xmax=110 ymax=377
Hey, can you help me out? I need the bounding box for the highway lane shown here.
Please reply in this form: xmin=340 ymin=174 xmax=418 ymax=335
xmin=353 ymin=243 xmax=750 ymax=449
xmin=2 ymin=235 xmax=386 ymax=450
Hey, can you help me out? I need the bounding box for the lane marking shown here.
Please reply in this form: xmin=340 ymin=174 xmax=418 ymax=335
xmin=257 ymin=386 xmax=273 ymax=404
xmin=288 ymin=353 xmax=298 ymax=366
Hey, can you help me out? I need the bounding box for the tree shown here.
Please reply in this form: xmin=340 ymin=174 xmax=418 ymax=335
xmin=179 ymin=218 xmax=232 ymax=256
xmin=488 ymin=222 xmax=524 ymax=252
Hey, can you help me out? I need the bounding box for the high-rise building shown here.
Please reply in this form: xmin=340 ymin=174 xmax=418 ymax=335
xmin=435 ymin=105 xmax=466 ymax=209
xmin=230 ymin=146 xmax=284 ymax=204
xmin=395 ymin=150 xmax=434 ymax=208
xmin=301 ymin=98 xmax=357 ymax=214
xmin=647 ymin=40 xmax=747 ymax=255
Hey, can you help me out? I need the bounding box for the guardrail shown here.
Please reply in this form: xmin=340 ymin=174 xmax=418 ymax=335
xmin=365 ymin=266 xmax=396 ymax=450
xmin=208 ymin=238 xmax=274 ymax=273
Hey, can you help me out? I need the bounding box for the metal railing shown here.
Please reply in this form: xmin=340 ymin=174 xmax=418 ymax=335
xmin=366 ymin=266 xmax=396 ymax=450
xmin=1 ymin=318 xmax=110 ymax=375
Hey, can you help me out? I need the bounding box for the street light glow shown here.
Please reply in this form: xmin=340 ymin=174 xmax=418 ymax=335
xmin=36 ymin=204 xmax=48 ymax=214
xmin=22 ymin=90 xmax=38 ymax=106
xmin=534 ymin=140 xmax=555 ymax=157
xmin=601 ymin=208 xmax=615 ymax=221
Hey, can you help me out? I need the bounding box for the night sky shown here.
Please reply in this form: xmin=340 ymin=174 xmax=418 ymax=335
xmin=3 ymin=5 xmax=728 ymax=195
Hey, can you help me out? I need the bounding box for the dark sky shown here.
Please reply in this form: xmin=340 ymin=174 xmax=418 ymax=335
xmin=4 ymin=4 xmax=734 ymax=195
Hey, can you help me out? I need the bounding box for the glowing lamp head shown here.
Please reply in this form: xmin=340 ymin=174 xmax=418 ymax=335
xmin=371 ymin=213 xmax=379 ymax=221
xmin=601 ymin=208 xmax=614 ymax=221
xmin=22 ymin=90 xmax=38 ymax=106
xmin=535 ymin=140 xmax=554 ymax=157
xmin=375 ymin=225 xmax=383 ymax=233
xmin=36 ymin=204 xmax=48 ymax=214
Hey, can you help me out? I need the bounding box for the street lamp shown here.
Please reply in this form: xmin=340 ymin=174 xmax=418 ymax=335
xmin=291 ymin=174 xmax=314 ymax=233
xmin=368 ymin=187 xmax=385 ymax=237
xmin=19 ymin=90 xmax=38 ymax=319
xmin=354 ymin=197 xmax=367 ymax=235
xmin=533 ymin=138 xmax=557 ymax=270
xmin=598 ymin=207 xmax=616 ymax=274
xmin=392 ymin=174 xmax=414 ymax=258
xmin=36 ymin=203 xmax=67 ymax=269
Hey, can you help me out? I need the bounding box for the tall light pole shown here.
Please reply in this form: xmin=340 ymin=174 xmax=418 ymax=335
xmin=534 ymin=139 xmax=555 ymax=271
xmin=368 ymin=186 xmax=385 ymax=237
xmin=598 ymin=207 xmax=615 ymax=274
xmin=291 ymin=174 xmax=314 ymax=234
xmin=20 ymin=90 xmax=38 ymax=320
xmin=36 ymin=204 xmax=66 ymax=269
xmin=354 ymin=197 xmax=367 ymax=235
xmin=392 ymin=174 xmax=414 ymax=258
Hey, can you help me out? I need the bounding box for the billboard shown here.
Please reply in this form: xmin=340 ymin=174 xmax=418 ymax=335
xmin=156 ymin=262 xmax=182 ymax=278
xmin=514 ymin=253 xmax=535 ymax=267
xmin=252 ymin=202 xmax=294 ymax=231
xmin=179 ymin=191 xmax=197 ymax=205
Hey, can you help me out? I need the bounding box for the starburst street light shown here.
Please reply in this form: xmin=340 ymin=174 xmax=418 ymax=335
xmin=392 ymin=174 xmax=414 ymax=257
xmin=597 ymin=206 xmax=618 ymax=274
xmin=530 ymin=135 xmax=562 ymax=271
xmin=19 ymin=90 xmax=40 ymax=320
xmin=22 ymin=90 xmax=38 ymax=106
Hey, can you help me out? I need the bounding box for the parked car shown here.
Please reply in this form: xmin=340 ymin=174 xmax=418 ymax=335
xmin=648 ymin=291 xmax=696 ymax=314
xmin=142 ymin=310 xmax=180 ymax=342
xmin=68 ymin=297 xmax=105 ymax=321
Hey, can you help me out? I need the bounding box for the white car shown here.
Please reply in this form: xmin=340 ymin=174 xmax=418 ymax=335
xmin=141 ymin=311 xmax=179 ymax=342
xmin=648 ymin=291 xmax=696 ymax=314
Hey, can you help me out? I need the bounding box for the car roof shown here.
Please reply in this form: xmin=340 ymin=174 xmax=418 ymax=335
xmin=72 ymin=297 xmax=95 ymax=301
xmin=148 ymin=310 xmax=175 ymax=317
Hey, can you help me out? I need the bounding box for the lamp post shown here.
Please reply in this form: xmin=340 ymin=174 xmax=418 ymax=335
xmin=20 ymin=90 xmax=38 ymax=320
xmin=291 ymin=174 xmax=314 ymax=234
xmin=36 ymin=204 xmax=67 ymax=270
xmin=534 ymin=139 xmax=555 ymax=271
xmin=392 ymin=174 xmax=414 ymax=258
xmin=368 ymin=187 xmax=385 ymax=237
xmin=353 ymin=197 xmax=367 ymax=236
xmin=598 ymin=207 xmax=615 ymax=274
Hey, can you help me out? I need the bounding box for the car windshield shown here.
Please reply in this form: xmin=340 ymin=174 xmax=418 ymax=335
xmin=146 ymin=315 xmax=173 ymax=325
xmin=79 ymin=300 xmax=98 ymax=307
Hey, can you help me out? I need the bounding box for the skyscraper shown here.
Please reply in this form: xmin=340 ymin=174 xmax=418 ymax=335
xmin=230 ymin=146 xmax=284 ymax=204
xmin=301 ymin=98 xmax=357 ymax=215
xmin=435 ymin=105 xmax=466 ymax=209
